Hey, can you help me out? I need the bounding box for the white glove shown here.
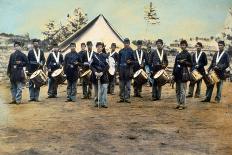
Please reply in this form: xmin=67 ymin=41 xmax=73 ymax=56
xmin=99 ymin=72 xmax=103 ymax=77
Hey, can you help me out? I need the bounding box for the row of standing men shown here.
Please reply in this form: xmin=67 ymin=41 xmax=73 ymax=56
xmin=7 ymin=38 xmax=230 ymax=110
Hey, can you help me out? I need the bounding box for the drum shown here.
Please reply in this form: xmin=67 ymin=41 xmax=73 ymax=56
xmin=80 ymin=69 xmax=92 ymax=81
xmin=108 ymin=56 xmax=116 ymax=76
xmin=51 ymin=68 xmax=66 ymax=84
xmin=190 ymin=69 xmax=203 ymax=82
xmin=30 ymin=70 xmax=47 ymax=88
xmin=203 ymin=70 xmax=220 ymax=86
xmin=153 ymin=69 xmax=170 ymax=86
xmin=133 ymin=69 xmax=148 ymax=85
xmin=209 ymin=70 xmax=220 ymax=84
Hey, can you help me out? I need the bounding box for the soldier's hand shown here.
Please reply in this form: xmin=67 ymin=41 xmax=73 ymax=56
xmin=99 ymin=72 xmax=103 ymax=77
xmin=15 ymin=61 xmax=21 ymax=64
xmin=127 ymin=59 xmax=131 ymax=64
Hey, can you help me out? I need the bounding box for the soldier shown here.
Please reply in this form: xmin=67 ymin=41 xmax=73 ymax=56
xmin=133 ymin=40 xmax=149 ymax=98
xmin=107 ymin=43 xmax=119 ymax=95
xmin=90 ymin=42 xmax=109 ymax=108
xmin=46 ymin=43 xmax=64 ymax=98
xmin=7 ymin=41 xmax=28 ymax=104
xmin=149 ymin=39 xmax=168 ymax=101
xmin=118 ymin=38 xmax=135 ymax=103
xmin=64 ymin=43 xmax=82 ymax=102
xmin=201 ymin=41 xmax=230 ymax=103
xmin=27 ymin=39 xmax=45 ymax=102
xmin=187 ymin=42 xmax=207 ymax=98
xmin=80 ymin=41 xmax=94 ymax=99
xmin=173 ymin=40 xmax=192 ymax=110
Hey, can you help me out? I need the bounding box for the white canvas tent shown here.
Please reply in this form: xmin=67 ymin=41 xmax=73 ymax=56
xmin=59 ymin=14 xmax=126 ymax=52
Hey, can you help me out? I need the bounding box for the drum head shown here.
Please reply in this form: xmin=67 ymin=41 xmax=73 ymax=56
xmin=30 ymin=70 xmax=41 ymax=79
xmin=52 ymin=69 xmax=63 ymax=77
xmin=154 ymin=70 xmax=164 ymax=79
xmin=133 ymin=69 xmax=142 ymax=78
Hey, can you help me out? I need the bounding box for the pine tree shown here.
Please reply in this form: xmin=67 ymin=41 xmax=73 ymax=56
xmin=144 ymin=2 xmax=160 ymax=25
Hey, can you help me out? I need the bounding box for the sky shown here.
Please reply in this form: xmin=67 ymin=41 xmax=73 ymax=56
xmin=0 ymin=0 xmax=231 ymax=44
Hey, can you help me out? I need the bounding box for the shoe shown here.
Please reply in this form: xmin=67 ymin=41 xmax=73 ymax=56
xmin=125 ymin=99 xmax=131 ymax=103
xmin=81 ymin=96 xmax=88 ymax=99
xmin=28 ymin=99 xmax=35 ymax=102
xmin=194 ymin=95 xmax=200 ymax=98
xmin=117 ymin=99 xmax=124 ymax=103
xmin=152 ymin=98 xmax=157 ymax=101
xmin=47 ymin=96 xmax=53 ymax=98
xmin=215 ymin=100 xmax=221 ymax=103
xmin=65 ymin=99 xmax=72 ymax=102
xmin=101 ymin=105 xmax=108 ymax=108
xmin=133 ymin=95 xmax=139 ymax=97
xmin=9 ymin=101 xmax=16 ymax=104
xmin=201 ymin=99 xmax=210 ymax=103
xmin=34 ymin=100 xmax=40 ymax=102
xmin=186 ymin=95 xmax=193 ymax=98
xmin=175 ymin=105 xmax=180 ymax=109
xmin=178 ymin=106 xmax=184 ymax=110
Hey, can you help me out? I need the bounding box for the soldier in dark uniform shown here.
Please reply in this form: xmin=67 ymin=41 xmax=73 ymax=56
xmin=149 ymin=39 xmax=168 ymax=101
xmin=146 ymin=44 xmax=153 ymax=86
xmin=80 ymin=41 xmax=94 ymax=99
xmin=90 ymin=42 xmax=109 ymax=108
xmin=133 ymin=40 xmax=149 ymax=97
xmin=27 ymin=39 xmax=46 ymax=102
xmin=7 ymin=41 xmax=28 ymax=104
xmin=173 ymin=40 xmax=192 ymax=110
xmin=118 ymin=38 xmax=135 ymax=103
xmin=64 ymin=43 xmax=82 ymax=102
xmin=46 ymin=43 xmax=64 ymax=98
xmin=107 ymin=43 xmax=119 ymax=95
xmin=187 ymin=42 xmax=207 ymax=98
xmin=202 ymin=41 xmax=230 ymax=103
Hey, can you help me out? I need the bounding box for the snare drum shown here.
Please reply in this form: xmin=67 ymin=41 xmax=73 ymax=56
xmin=80 ymin=69 xmax=92 ymax=81
xmin=153 ymin=69 xmax=170 ymax=86
xmin=203 ymin=70 xmax=220 ymax=86
xmin=190 ymin=69 xmax=203 ymax=82
xmin=133 ymin=69 xmax=148 ymax=85
xmin=209 ymin=70 xmax=220 ymax=84
xmin=30 ymin=70 xmax=47 ymax=88
xmin=51 ymin=68 xmax=66 ymax=84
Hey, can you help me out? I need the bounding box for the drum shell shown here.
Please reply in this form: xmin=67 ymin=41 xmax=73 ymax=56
xmin=153 ymin=70 xmax=169 ymax=86
xmin=30 ymin=70 xmax=47 ymax=88
xmin=190 ymin=70 xmax=203 ymax=82
xmin=133 ymin=69 xmax=148 ymax=85
xmin=52 ymin=69 xmax=66 ymax=84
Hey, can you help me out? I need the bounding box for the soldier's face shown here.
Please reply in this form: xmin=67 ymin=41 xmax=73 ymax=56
xmin=218 ymin=44 xmax=224 ymax=51
xmin=157 ymin=42 xmax=163 ymax=49
xmin=70 ymin=46 xmax=76 ymax=51
xmin=33 ymin=42 xmax=39 ymax=48
xmin=111 ymin=46 xmax=116 ymax=51
xmin=124 ymin=43 xmax=130 ymax=48
xmin=53 ymin=47 xmax=59 ymax=52
xmin=87 ymin=45 xmax=92 ymax=50
xmin=196 ymin=45 xmax=202 ymax=51
xmin=180 ymin=44 xmax=187 ymax=50
xmin=81 ymin=45 xmax=86 ymax=51
xmin=137 ymin=45 xmax=142 ymax=49
xmin=14 ymin=45 xmax=21 ymax=51
xmin=97 ymin=45 xmax=103 ymax=53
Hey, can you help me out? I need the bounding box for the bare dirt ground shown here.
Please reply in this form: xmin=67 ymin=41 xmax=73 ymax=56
xmin=0 ymin=81 xmax=232 ymax=155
